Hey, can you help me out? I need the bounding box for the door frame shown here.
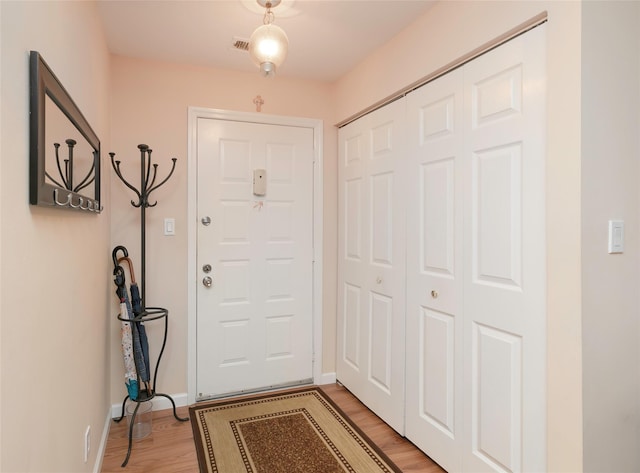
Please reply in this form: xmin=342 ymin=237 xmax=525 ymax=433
xmin=186 ymin=107 xmax=324 ymax=404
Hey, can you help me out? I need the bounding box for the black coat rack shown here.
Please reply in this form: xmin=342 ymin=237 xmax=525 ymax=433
xmin=112 ymin=144 xmax=176 ymax=302
xmin=110 ymin=144 xmax=187 ymax=468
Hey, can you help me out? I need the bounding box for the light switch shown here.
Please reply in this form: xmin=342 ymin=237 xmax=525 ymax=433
xmin=164 ymin=218 xmax=175 ymax=236
xmin=608 ymin=220 xmax=624 ymax=254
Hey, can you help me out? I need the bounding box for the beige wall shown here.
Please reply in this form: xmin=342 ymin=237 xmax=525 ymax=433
xmin=333 ymin=2 xmax=584 ymax=471
xmin=581 ymin=2 xmax=640 ymax=471
xmin=0 ymin=1 xmax=111 ymax=472
xmin=109 ymin=56 xmax=338 ymax=401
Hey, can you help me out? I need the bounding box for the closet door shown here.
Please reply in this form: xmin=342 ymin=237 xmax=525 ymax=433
xmin=406 ymin=25 xmax=546 ymax=472
xmin=405 ymin=68 xmax=465 ymax=473
xmin=462 ymin=26 xmax=546 ymax=473
xmin=337 ymin=99 xmax=407 ymax=433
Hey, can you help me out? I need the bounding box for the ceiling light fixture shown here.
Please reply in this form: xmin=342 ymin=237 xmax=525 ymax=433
xmin=248 ymin=0 xmax=288 ymax=78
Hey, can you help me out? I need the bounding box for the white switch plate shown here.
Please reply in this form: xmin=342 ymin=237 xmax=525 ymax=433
xmin=608 ymin=220 xmax=624 ymax=254
xmin=164 ymin=218 xmax=175 ymax=236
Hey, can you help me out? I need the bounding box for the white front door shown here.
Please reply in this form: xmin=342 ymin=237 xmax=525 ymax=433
xmin=195 ymin=117 xmax=314 ymax=400
xmin=405 ymin=25 xmax=546 ymax=472
xmin=337 ymin=99 xmax=407 ymax=434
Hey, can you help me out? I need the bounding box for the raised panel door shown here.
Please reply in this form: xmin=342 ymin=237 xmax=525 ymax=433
xmin=196 ymin=118 xmax=314 ymax=399
xmin=337 ymin=99 xmax=407 ymax=433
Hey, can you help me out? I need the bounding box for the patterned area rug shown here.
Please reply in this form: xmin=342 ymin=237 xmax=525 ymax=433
xmin=189 ymin=386 xmax=401 ymax=473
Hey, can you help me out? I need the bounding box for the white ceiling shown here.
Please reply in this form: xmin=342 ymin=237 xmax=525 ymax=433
xmin=96 ymin=0 xmax=435 ymax=82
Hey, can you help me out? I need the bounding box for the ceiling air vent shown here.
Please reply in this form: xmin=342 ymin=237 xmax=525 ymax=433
xmin=232 ymin=37 xmax=250 ymax=52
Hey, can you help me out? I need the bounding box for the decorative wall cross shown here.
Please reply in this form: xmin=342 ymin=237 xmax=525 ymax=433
xmin=253 ymin=95 xmax=264 ymax=112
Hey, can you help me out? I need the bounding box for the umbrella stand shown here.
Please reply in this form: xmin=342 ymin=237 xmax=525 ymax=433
xmin=111 ymin=144 xmax=186 ymax=468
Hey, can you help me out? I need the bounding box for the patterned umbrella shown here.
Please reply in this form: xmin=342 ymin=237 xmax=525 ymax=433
xmin=114 ymin=265 xmax=138 ymax=400
xmin=118 ymin=256 xmax=151 ymax=395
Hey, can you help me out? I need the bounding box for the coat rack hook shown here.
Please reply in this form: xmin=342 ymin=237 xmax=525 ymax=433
xmin=110 ymin=144 xmax=178 ymax=303
xmin=53 ymin=188 xmax=72 ymax=207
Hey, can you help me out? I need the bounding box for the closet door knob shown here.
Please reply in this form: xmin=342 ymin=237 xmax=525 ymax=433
xmin=203 ymin=276 xmax=213 ymax=288
xmin=376 ymin=277 xmax=383 ymax=284
xmin=431 ymin=290 xmax=439 ymax=299
xmin=201 ymin=216 xmax=212 ymax=226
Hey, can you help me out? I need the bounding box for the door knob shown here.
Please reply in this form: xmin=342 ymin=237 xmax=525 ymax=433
xmin=431 ymin=290 xmax=438 ymax=299
xmin=203 ymin=276 xmax=213 ymax=288
xmin=202 ymin=264 xmax=212 ymax=273
xmin=201 ymin=216 xmax=211 ymax=226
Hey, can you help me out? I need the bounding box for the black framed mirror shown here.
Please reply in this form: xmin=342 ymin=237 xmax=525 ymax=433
xmin=29 ymin=51 xmax=101 ymax=213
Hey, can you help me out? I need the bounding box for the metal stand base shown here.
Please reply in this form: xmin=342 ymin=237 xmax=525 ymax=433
xmin=113 ymin=391 xmax=188 ymax=467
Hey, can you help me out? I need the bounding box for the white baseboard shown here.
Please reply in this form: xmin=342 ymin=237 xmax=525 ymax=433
xmin=110 ymin=392 xmax=189 ymax=418
xmin=94 ymin=409 xmax=112 ymax=473
xmin=316 ymin=372 xmax=337 ymax=385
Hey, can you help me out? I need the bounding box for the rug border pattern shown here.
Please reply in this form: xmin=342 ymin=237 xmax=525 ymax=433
xmin=189 ymin=386 xmax=402 ymax=473
xmin=195 ymin=409 xmax=219 ymax=473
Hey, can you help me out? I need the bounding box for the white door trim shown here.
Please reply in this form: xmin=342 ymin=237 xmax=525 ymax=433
xmin=187 ymin=107 xmax=324 ymax=404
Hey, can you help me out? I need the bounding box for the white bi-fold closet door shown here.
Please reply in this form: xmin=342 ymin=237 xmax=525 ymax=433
xmin=336 ymin=98 xmax=407 ymax=434
xmin=338 ymin=25 xmax=546 ymax=473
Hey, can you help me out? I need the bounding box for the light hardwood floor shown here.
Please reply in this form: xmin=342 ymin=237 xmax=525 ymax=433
xmin=101 ymin=383 xmax=446 ymax=472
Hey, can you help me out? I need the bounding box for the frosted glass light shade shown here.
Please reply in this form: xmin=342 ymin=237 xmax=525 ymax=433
xmin=248 ymin=23 xmax=289 ymax=77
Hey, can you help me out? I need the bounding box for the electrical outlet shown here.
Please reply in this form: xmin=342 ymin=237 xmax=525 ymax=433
xmin=84 ymin=425 xmax=91 ymax=463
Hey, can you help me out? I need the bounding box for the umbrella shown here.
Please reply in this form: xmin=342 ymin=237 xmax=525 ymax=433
xmin=118 ymin=256 xmax=150 ymax=382
xmin=113 ymin=264 xmax=139 ymax=400
xmin=118 ymin=256 xmax=152 ymax=396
